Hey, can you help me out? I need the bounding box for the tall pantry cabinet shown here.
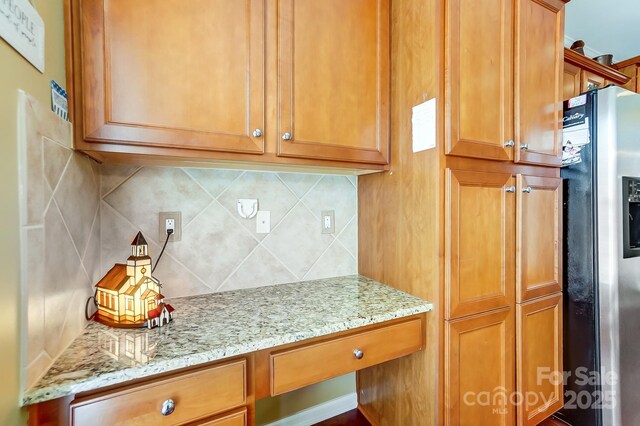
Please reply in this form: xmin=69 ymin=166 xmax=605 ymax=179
xmin=358 ymin=0 xmax=567 ymax=424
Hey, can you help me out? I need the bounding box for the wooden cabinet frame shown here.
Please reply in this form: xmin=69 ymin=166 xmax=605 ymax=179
xmin=276 ymin=0 xmax=390 ymax=164
xmin=445 ymin=169 xmax=515 ymax=319
xmin=445 ymin=308 xmax=515 ymax=426
xmin=515 ymin=0 xmax=565 ymax=166
xmin=75 ymin=0 xmax=265 ymax=154
xmin=445 ymin=0 xmax=514 ymax=161
xmin=516 ymin=294 xmax=563 ymax=425
xmin=516 ymin=175 xmax=562 ymax=302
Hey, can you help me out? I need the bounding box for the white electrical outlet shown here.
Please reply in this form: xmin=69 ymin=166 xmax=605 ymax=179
xmin=165 ymin=218 xmax=175 ymax=233
xmin=321 ymin=210 xmax=335 ymax=234
xmin=159 ymin=212 xmax=182 ymax=241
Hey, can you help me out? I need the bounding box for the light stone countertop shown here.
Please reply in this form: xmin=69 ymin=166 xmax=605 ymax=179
xmin=22 ymin=275 xmax=433 ymax=406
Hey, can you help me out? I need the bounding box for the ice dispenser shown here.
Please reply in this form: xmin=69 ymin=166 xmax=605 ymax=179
xmin=623 ymin=176 xmax=640 ymax=258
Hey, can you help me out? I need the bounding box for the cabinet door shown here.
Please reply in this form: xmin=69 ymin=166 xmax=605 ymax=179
xmin=445 ymin=308 xmax=515 ymax=426
xmin=563 ymin=62 xmax=581 ymax=100
xmin=616 ymin=64 xmax=638 ymax=92
xmin=516 ymin=175 xmax=562 ymax=302
xmin=277 ymin=0 xmax=389 ymax=164
xmin=517 ymin=294 xmax=563 ymax=425
xmin=446 ymin=169 xmax=515 ymax=319
xmin=515 ymin=0 xmax=565 ymax=166
xmin=445 ymin=0 xmax=514 ymax=161
xmin=582 ymin=70 xmax=606 ymax=92
xmin=80 ymin=0 xmax=265 ymax=153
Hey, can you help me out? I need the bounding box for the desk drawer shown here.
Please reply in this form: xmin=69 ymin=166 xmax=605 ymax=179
xmin=196 ymin=409 xmax=247 ymax=426
xmin=270 ymin=318 xmax=424 ymax=395
xmin=71 ymin=359 xmax=246 ymax=426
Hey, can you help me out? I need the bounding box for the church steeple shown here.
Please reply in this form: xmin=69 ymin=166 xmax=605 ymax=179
xmin=131 ymin=232 xmax=148 ymax=257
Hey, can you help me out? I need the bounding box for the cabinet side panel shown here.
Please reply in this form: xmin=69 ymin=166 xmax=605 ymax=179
xmin=357 ymin=0 xmax=441 ymax=423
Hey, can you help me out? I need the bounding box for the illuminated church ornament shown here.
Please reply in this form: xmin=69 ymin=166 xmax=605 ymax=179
xmin=93 ymin=232 xmax=174 ymax=328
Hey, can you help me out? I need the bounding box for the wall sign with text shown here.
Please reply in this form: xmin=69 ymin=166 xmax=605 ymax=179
xmin=0 ymin=0 xmax=45 ymax=73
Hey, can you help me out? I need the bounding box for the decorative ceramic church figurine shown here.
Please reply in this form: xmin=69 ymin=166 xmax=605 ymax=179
xmin=94 ymin=232 xmax=174 ymax=329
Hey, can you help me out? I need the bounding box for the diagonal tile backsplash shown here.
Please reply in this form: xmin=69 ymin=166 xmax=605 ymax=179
xmin=19 ymin=90 xmax=358 ymax=394
xmin=18 ymin=92 xmax=101 ymax=392
xmin=100 ymin=167 xmax=358 ymax=295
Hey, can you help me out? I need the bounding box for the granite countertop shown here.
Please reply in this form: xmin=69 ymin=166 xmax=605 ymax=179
xmin=22 ymin=275 xmax=433 ymax=406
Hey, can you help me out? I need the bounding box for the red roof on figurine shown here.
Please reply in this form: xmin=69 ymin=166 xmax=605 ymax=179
xmin=147 ymin=303 xmax=175 ymax=319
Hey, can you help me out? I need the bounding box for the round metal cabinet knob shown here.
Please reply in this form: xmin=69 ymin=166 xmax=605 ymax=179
xmin=253 ymin=128 xmax=263 ymax=138
xmin=505 ymin=186 xmax=516 ymax=193
xmin=161 ymin=399 xmax=175 ymax=416
xmin=522 ymin=186 xmax=533 ymax=193
xmin=504 ymin=140 xmax=515 ymax=148
xmin=520 ymin=143 xmax=530 ymax=150
xmin=282 ymin=132 xmax=293 ymax=141
xmin=353 ymin=349 xmax=364 ymax=360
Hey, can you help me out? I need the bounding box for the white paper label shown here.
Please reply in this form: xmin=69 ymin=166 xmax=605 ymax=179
xmin=412 ymin=98 xmax=436 ymax=153
xmin=0 ymin=0 xmax=45 ymax=73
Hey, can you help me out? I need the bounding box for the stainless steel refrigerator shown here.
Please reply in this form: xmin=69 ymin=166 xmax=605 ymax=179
xmin=560 ymin=85 xmax=640 ymax=426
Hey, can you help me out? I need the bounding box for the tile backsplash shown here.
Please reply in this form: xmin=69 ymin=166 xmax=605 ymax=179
xmin=100 ymin=167 xmax=358 ymax=296
xmin=19 ymin=95 xmax=358 ymax=393
xmin=18 ymin=92 xmax=101 ymax=391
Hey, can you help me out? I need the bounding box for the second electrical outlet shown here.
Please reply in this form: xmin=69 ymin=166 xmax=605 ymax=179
xmin=321 ymin=210 xmax=335 ymax=234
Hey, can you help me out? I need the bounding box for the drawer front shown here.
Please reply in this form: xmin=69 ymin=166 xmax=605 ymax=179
xmin=196 ymin=409 xmax=247 ymax=426
xmin=271 ymin=318 xmax=424 ymax=396
xmin=71 ymin=360 xmax=246 ymax=426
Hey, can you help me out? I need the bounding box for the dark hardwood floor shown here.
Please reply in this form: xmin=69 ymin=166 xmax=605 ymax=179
xmin=313 ymin=410 xmax=568 ymax=425
xmin=312 ymin=409 xmax=371 ymax=426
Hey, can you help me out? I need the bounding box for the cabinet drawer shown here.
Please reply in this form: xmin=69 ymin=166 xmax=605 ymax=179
xmin=196 ymin=409 xmax=247 ymax=426
xmin=270 ymin=318 xmax=424 ymax=396
xmin=71 ymin=359 xmax=246 ymax=426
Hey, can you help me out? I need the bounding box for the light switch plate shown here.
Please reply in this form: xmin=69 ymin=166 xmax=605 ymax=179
xmin=256 ymin=211 xmax=271 ymax=234
xmin=321 ymin=210 xmax=335 ymax=234
xmin=159 ymin=212 xmax=182 ymax=242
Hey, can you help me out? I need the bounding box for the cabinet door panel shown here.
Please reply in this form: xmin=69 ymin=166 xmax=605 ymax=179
xmin=517 ymin=175 xmax=562 ymax=302
xmin=582 ymin=70 xmax=605 ymax=92
xmin=515 ymin=0 xmax=564 ymax=166
xmin=81 ymin=0 xmax=264 ymax=153
xmin=277 ymin=0 xmax=389 ymax=164
xmin=445 ymin=308 xmax=515 ymax=426
xmin=446 ymin=0 xmax=513 ymax=161
xmin=446 ymin=169 xmax=515 ymax=319
xmin=563 ymin=62 xmax=581 ymax=100
xmin=517 ymin=294 xmax=563 ymax=425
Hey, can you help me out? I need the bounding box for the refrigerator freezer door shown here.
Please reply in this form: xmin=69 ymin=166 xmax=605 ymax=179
xmin=603 ymin=86 xmax=640 ymax=426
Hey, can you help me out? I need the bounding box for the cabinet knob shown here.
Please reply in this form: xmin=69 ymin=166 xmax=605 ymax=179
xmin=522 ymin=186 xmax=533 ymax=193
xmin=353 ymin=349 xmax=364 ymax=360
xmin=505 ymin=186 xmax=516 ymax=193
xmin=504 ymin=140 xmax=515 ymax=148
xmin=520 ymin=143 xmax=530 ymax=150
xmin=282 ymin=132 xmax=292 ymax=141
xmin=161 ymin=399 xmax=175 ymax=416
xmin=253 ymin=128 xmax=263 ymax=138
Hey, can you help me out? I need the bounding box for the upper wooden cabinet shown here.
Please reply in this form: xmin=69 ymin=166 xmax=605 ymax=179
xmin=515 ymin=0 xmax=565 ymax=167
xmin=277 ymin=0 xmax=389 ymax=165
xmin=516 ymin=175 xmax=562 ymax=302
xmin=563 ymin=49 xmax=631 ymax=99
xmin=445 ymin=0 xmax=566 ymax=167
xmin=65 ymin=0 xmax=390 ymax=171
xmin=78 ymin=0 xmax=265 ymax=154
xmin=445 ymin=0 xmax=514 ymax=162
xmin=613 ymin=56 xmax=640 ymax=93
xmin=563 ymin=61 xmax=581 ymax=99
